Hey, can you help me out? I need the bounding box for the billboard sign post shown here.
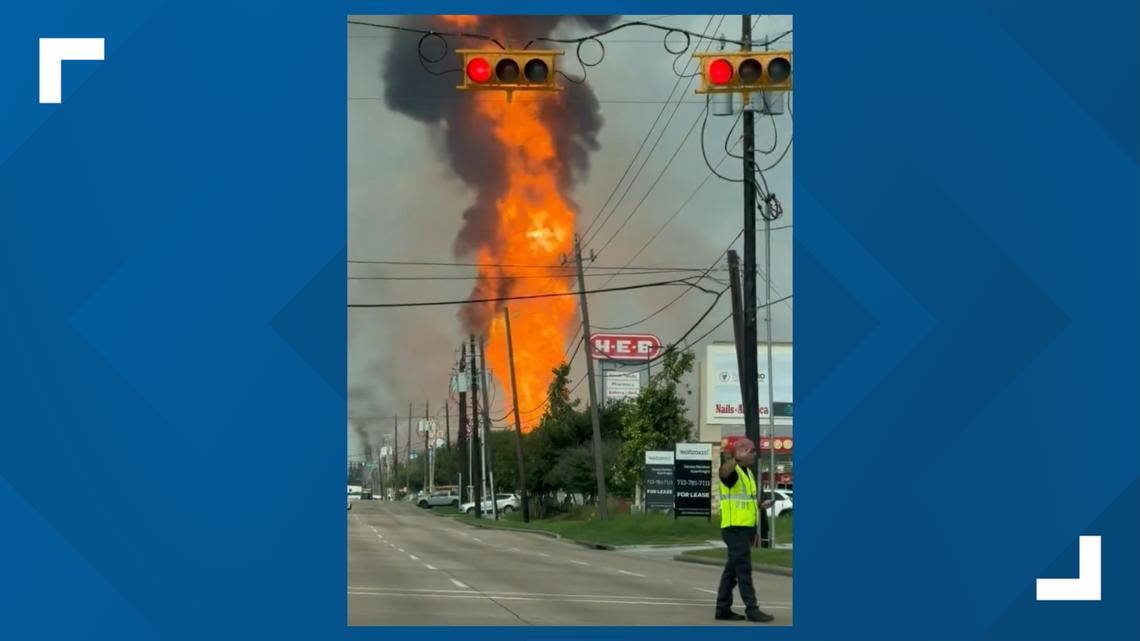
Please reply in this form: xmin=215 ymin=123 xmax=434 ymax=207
xmin=674 ymin=443 xmax=713 ymax=520
xmin=644 ymin=451 xmax=676 ymax=511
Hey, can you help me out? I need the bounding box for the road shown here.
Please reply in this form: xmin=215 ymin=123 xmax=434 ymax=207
xmin=348 ymin=500 xmax=793 ymax=626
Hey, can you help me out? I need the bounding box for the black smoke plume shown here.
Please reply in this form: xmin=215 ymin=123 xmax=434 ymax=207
xmin=380 ymin=15 xmax=617 ymax=331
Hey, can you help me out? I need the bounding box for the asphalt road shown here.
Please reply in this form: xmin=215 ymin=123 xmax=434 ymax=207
xmin=348 ymin=500 xmax=793 ymax=626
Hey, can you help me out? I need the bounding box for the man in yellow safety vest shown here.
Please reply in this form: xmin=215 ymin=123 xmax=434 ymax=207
xmin=714 ymin=437 xmax=774 ymax=622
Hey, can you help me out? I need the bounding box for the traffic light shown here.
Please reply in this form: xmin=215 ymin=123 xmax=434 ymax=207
xmin=456 ymin=49 xmax=563 ymax=99
xmin=693 ymin=51 xmax=792 ymax=94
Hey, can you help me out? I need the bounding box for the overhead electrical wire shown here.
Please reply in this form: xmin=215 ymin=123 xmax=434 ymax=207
xmin=578 ymin=14 xmax=719 ymax=245
xmin=349 ymin=276 xmax=704 ymax=308
xmin=593 ymin=229 xmax=743 ymax=331
xmin=347 ymin=268 xmax=705 ymax=281
xmin=347 ymin=259 xmax=715 ymax=271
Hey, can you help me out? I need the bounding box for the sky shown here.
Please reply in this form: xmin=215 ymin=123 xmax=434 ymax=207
xmin=347 ymin=14 xmax=793 ymax=459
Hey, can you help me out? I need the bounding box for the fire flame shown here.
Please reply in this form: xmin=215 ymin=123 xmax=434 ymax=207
xmin=443 ymin=14 xmax=578 ymax=431
xmin=477 ymin=97 xmax=577 ymax=431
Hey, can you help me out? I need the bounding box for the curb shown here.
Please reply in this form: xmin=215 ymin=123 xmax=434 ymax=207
xmin=673 ymin=553 xmax=793 ymax=577
xmin=441 ymin=514 xmax=564 ymax=540
xmin=432 ymin=512 xmax=618 ymax=549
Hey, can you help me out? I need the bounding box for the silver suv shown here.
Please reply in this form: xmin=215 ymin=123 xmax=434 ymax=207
xmin=417 ymin=490 xmax=460 ymax=509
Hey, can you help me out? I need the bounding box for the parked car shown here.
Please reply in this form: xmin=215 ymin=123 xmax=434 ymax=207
xmin=459 ymin=493 xmax=520 ymax=516
xmin=763 ymin=488 xmax=793 ymax=518
xmin=417 ymin=490 xmax=461 ymax=509
xmin=347 ymin=497 xmax=352 ymax=511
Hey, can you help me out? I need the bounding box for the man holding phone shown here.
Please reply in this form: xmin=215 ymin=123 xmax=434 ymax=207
xmin=714 ymin=437 xmax=774 ymax=623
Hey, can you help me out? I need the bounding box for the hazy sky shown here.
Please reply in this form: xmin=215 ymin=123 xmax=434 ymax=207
xmin=348 ymin=14 xmax=793 ymax=458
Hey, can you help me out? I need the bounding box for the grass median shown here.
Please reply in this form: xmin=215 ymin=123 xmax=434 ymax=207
xmin=433 ymin=506 xmax=792 ymax=548
xmin=681 ymin=546 xmax=793 ymax=568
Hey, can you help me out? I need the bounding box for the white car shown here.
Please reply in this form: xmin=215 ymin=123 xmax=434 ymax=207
xmin=763 ymin=489 xmax=793 ymax=518
xmin=459 ymin=493 xmax=520 ymax=516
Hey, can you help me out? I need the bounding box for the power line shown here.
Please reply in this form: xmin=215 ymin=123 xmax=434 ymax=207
xmin=349 ymin=277 xmax=702 ymax=308
xmin=347 ymin=268 xmax=704 ymax=281
xmin=578 ymin=15 xmax=719 ymax=244
xmin=591 ymin=100 xmax=709 ymax=258
xmin=346 ymin=259 xmax=714 ymax=271
xmin=593 ymin=230 xmax=743 ymax=331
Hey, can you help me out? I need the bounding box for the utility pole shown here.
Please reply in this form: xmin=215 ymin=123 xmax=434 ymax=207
xmin=478 ymin=335 xmax=499 ymax=520
xmin=393 ymin=413 xmax=399 ymax=497
xmin=727 ymin=250 xmax=751 ymax=415
xmin=457 ymin=344 xmax=468 ymax=503
xmin=469 ymin=335 xmax=482 ymax=519
xmin=444 ymin=399 xmax=451 ymax=452
xmin=396 ymin=410 xmax=401 ymax=497
xmin=504 ymin=307 xmax=531 ymax=522
xmin=405 ymin=402 xmax=412 ymax=494
xmin=741 ymin=14 xmax=773 ymax=548
xmin=423 ymin=401 xmax=430 ymax=492
xmin=567 ymin=234 xmax=609 ymax=519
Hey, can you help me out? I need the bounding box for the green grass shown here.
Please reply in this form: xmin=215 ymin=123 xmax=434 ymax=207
xmin=429 ymin=505 xmax=462 ymax=516
xmin=684 ymin=547 xmax=793 ymax=568
xmin=444 ymin=508 xmax=793 ymax=547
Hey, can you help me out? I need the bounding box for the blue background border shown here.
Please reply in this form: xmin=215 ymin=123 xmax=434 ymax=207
xmin=2 ymin=1 xmax=1137 ymax=639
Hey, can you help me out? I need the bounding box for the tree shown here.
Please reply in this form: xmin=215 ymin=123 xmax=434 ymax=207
xmin=614 ymin=348 xmax=696 ymax=492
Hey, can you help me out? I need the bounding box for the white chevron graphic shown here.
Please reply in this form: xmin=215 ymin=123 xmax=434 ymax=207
xmin=1036 ymin=536 xmax=1101 ymax=601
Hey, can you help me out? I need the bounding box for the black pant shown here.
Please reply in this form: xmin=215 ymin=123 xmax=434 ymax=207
xmin=716 ymin=525 xmax=758 ymax=612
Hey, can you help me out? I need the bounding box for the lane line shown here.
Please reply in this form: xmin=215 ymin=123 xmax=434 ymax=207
xmin=424 ymin=564 xmax=438 ymax=570
xmin=409 ymin=555 xmax=420 ymax=561
xmin=694 ymin=587 xmax=718 ymax=595
xmin=471 ymin=537 xmax=482 ymax=543
xmin=568 ymin=560 xmax=590 ymax=566
xmin=450 ymin=579 xmax=469 ymax=589
xmin=619 ymin=570 xmax=646 ymax=577
xmin=347 ymin=591 xmax=792 ymax=609
xmin=398 ymin=548 xmax=405 ymax=553
xmin=346 ymin=586 xmax=765 ymax=603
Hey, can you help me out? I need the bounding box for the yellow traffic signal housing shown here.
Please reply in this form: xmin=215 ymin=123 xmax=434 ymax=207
xmin=456 ymin=49 xmax=563 ymax=99
xmin=693 ymin=51 xmax=792 ymax=94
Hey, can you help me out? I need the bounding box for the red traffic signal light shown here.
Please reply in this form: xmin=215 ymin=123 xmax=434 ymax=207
xmin=466 ymin=57 xmax=492 ymax=83
xmin=708 ymin=58 xmax=733 ymax=85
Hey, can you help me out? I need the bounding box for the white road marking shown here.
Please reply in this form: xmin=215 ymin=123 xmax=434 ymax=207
xmin=409 ymin=555 xmax=420 ymax=561
xmin=397 ymin=548 xmax=405 ymax=553
xmin=619 ymin=570 xmax=646 ymax=577
xmin=449 ymin=579 xmax=469 ymax=589
xmin=471 ymin=537 xmax=482 ymax=543
xmin=568 ymin=560 xmax=590 ymax=566
xmin=510 ymin=547 xmax=521 ymax=552
xmin=370 ymin=527 xmax=377 ymax=533
xmin=347 ymin=591 xmax=792 ymax=609
xmin=694 ymin=587 xmax=718 ymax=595
xmin=424 ymin=564 xmax=438 ymax=570
xmin=346 ymin=586 xmax=743 ymax=602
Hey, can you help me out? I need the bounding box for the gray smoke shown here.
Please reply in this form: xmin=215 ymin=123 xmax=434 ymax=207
xmin=380 ymin=15 xmax=617 ymax=331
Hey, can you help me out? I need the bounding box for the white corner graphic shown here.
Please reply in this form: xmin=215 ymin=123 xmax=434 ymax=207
xmin=1036 ymin=535 xmax=1101 ymax=601
xmin=39 ymin=38 xmax=105 ymax=104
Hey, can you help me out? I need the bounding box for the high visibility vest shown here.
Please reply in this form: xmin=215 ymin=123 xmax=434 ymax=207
xmin=719 ymin=465 xmax=758 ymax=528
